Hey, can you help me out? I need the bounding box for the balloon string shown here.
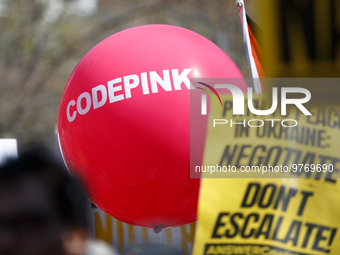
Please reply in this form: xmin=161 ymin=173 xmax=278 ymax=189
xmin=159 ymin=233 xmax=162 ymax=243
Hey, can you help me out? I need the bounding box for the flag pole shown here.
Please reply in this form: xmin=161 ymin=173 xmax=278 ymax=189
xmin=236 ymin=0 xmax=263 ymax=94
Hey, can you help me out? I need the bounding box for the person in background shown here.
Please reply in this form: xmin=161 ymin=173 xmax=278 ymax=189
xmin=0 ymin=145 xmax=118 ymax=255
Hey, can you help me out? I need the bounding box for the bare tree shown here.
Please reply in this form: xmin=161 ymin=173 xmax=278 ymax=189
xmin=0 ymin=0 xmax=252 ymax=149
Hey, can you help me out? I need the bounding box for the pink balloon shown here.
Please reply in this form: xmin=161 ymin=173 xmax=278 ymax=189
xmin=58 ymin=25 xmax=244 ymax=230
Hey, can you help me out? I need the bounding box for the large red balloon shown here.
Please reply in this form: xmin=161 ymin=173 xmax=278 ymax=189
xmin=58 ymin=25 xmax=244 ymax=231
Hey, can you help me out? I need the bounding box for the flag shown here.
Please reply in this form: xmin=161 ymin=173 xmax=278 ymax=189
xmin=236 ymin=0 xmax=264 ymax=93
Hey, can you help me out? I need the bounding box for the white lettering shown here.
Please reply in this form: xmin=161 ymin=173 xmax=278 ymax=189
xmin=265 ymin=119 xmax=280 ymax=127
xmin=213 ymin=119 xmax=228 ymax=127
xmin=248 ymin=119 xmax=264 ymax=127
xmin=281 ymin=88 xmax=311 ymax=116
xmin=108 ymin=78 xmax=124 ymax=103
xmin=124 ymin=74 xmax=139 ymax=99
xmin=172 ymin=69 xmax=192 ymax=90
xmin=140 ymin=72 xmax=149 ymax=95
xmin=67 ymin=100 xmax=77 ymax=122
xmin=281 ymin=119 xmax=298 ymax=127
xmin=214 ymin=84 xmax=244 ymax=115
xmin=230 ymin=119 xmax=246 ymax=127
xmin=77 ymin=92 xmax=91 ymax=115
xmin=150 ymin=70 xmax=171 ymax=93
xmin=92 ymin=85 xmax=107 ymax=109
xmin=248 ymin=87 xmax=278 ymax=115
xmin=65 ymin=69 xmax=192 ymax=121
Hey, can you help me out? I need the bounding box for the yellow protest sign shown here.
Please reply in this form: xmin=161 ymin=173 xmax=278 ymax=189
xmin=193 ymin=89 xmax=340 ymax=254
xmin=194 ymin=92 xmax=340 ymax=179
xmin=193 ymin=178 xmax=340 ymax=255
